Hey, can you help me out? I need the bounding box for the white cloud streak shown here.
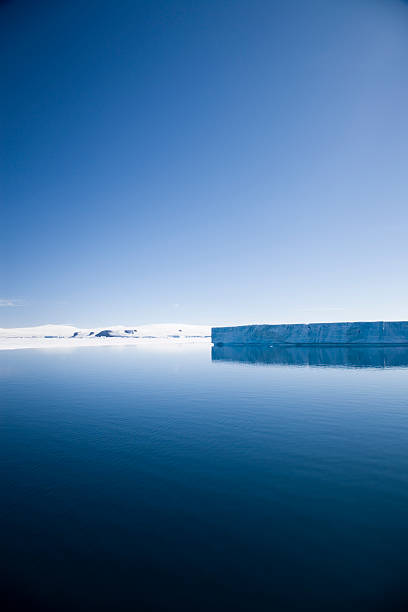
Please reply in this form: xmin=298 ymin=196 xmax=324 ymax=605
xmin=0 ymin=299 xmax=23 ymax=307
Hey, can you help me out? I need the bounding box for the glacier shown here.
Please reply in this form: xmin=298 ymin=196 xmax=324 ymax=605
xmin=211 ymin=321 xmax=408 ymax=346
xmin=0 ymin=324 xmax=211 ymax=350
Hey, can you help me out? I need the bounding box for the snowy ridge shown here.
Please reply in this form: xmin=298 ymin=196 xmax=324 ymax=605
xmin=0 ymin=324 xmax=211 ymax=350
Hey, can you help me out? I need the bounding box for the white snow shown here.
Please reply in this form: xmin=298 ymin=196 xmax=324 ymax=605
xmin=0 ymin=324 xmax=211 ymax=350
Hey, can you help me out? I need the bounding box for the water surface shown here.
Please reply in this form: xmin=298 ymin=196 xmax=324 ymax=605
xmin=1 ymin=345 xmax=407 ymax=611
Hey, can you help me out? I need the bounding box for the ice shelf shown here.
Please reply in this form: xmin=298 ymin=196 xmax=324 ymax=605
xmin=211 ymin=321 xmax=408 ymax=346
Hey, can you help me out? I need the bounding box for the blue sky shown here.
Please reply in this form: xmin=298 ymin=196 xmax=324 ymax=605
xmin=1 ymin=0 xmax=407 ymax=327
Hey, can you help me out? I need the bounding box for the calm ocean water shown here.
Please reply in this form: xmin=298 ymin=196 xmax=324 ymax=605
xmin=1 ymin=345 xmax=407 ymax=611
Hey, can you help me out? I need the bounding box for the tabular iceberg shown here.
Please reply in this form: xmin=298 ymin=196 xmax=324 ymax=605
xmin=212 ymin=321 xmax=408 ymax=346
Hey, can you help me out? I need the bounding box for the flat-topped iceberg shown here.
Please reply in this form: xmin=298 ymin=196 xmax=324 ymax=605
xmin=212 ymin=321 xmax=408 ymax=346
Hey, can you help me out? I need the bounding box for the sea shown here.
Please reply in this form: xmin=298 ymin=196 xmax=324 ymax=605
xmin=1 ymin=344 xmax=407 ymax=611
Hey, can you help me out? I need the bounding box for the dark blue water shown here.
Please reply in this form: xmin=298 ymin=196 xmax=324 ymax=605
xmin=1 ymin=345 xmax=407 ymax=611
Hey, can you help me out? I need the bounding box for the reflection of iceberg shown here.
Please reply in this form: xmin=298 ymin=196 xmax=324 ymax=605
xmin=211 ymin=344 xmax=408 ymax=369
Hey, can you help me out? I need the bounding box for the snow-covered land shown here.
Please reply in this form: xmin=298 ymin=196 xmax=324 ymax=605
xmin=0 ymin=324 xmax=211 ymax=350
xmin=212 ymin=321 xmax=408 ymax=346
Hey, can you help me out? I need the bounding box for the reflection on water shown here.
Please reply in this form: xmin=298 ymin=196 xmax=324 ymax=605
xmin=212 ymin=344 xmax=408 ymax=369
xmin=1 ymin=347 xmax=408 ymax=612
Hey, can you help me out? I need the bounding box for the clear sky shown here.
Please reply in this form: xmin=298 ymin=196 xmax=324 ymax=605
xmin=1 ymin=0 xmax=407 ymax=327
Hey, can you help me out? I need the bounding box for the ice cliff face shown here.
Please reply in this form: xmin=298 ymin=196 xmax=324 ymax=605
xmin=212 ymin=322 xmax=408 ymax=346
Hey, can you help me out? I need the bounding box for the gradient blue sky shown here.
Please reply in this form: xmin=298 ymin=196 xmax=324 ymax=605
xmin=1 ymin=0 xmax=407 ymax=327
